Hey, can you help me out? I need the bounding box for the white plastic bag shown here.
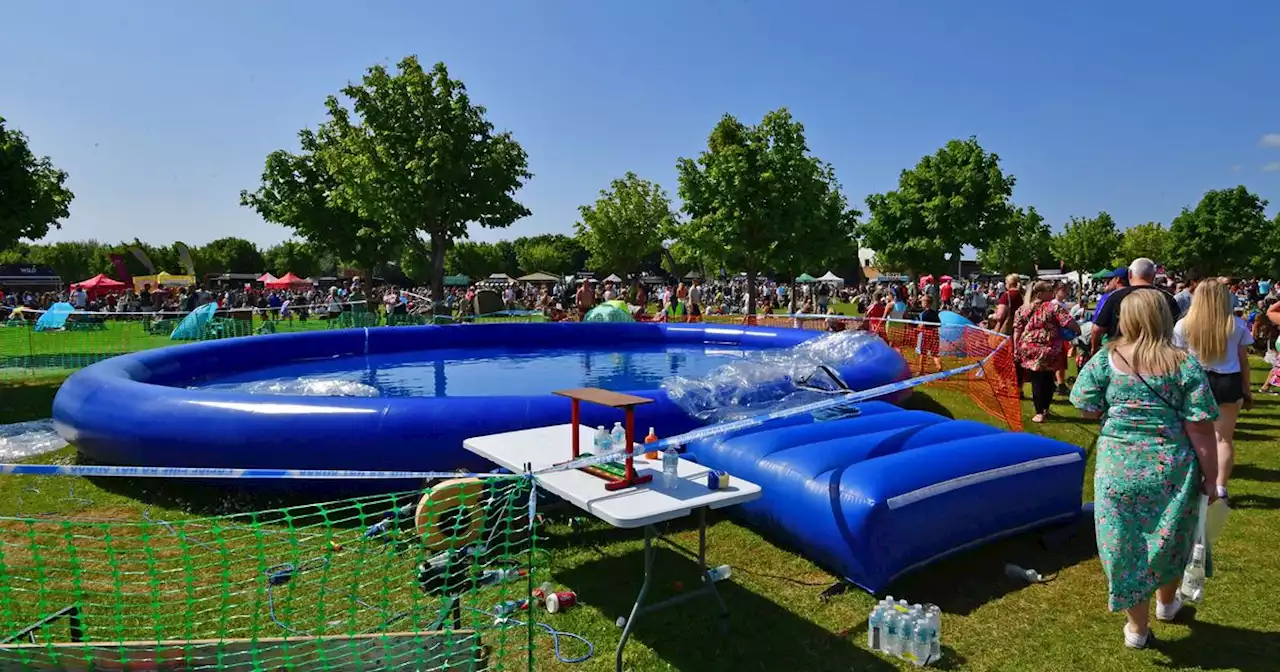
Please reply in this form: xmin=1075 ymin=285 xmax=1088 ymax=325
xmin=1265 ymin=338 xmax=1278 ymax=366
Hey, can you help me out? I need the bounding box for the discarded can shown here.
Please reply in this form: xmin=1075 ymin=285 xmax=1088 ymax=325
xmin=707 ymin=470 xmax=731 ymax=490
xmin=546 ymin=591 xmax=578 ymax=614
xmin=532 ymin=581 xmax=554 ymax=604
xmin=493 ymin=598 xmax=529 ymax=617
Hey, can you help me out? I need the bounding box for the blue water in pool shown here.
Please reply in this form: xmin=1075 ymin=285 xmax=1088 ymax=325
xmin=190 ymin=344 xmax=758 ymax=397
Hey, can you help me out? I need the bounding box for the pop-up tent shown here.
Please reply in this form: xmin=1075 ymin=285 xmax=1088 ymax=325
xmin=256 ymin=273 xmax=278 ymax=284
xmin=265 ymin=272 xmax=312 ymax=290
xmin=818 ymin=271 xmax=843 ymax=285
xmin=74 ymin=274 xmax=126 ymax=299
xmin=132 ymin=272 xmax=195 ymax=292
xmin=35 ymin=302 xmax=75 ymax=331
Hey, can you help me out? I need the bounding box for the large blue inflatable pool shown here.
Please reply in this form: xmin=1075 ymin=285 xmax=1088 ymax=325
xmin=52 ymin=323 xmax=912 ymax=473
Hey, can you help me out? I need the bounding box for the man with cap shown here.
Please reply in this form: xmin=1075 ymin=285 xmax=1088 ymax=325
xmin=1091 ymin=258 xmax=1181 ymax=354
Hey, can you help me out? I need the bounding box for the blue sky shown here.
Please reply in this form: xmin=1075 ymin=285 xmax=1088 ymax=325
xmin=3 ymin=1 xmax=1278 ymax=249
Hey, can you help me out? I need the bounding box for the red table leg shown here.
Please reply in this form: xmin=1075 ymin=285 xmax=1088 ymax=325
xmin=570 ymin=399 xmax=581 ymax=458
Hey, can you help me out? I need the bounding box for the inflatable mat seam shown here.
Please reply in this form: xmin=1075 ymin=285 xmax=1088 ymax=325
xmin=885 ymin=453 xmax=1083 ymax=510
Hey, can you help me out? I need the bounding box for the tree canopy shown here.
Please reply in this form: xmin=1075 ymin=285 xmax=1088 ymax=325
xmin=196 ymin=237 xmax=264 ymax=274
xmin=1113 ymin=221 xmax=1172 ymax=267
xmin=1050 ymin=212 xmax=1120 ymax=272
xmin=314 ymin=57 xmax=531 ymax=300
xmin=676 ymin=108 xmax=855 ymax=313
xmin=1168 ymin=186 xmax=1270 ymax=276
xmin=574 ymin=172 xmax=673 ymax=278
xmin=0 ymin=116 xmax=74 ymax=251
xmin=262 ymin=240 xmax=320 ymax=278
xmin=976 ymin=206 xmax=1052 ymax=274
xmin=859 ymin=137 xmax=1015 ymax=275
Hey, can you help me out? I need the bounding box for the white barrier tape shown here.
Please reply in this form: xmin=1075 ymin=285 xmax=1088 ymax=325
xmin=10 ymin=300 xmax=372 ymax=318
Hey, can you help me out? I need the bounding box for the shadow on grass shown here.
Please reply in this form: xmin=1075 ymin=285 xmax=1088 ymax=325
xmin=885 ymin=512 xmax=1098 ymax=616
xmin=899 ymin=392 xmax=956 ymax=419
xmin=1232 ymin=464 xmax=1280 ymax=484
xmin=557 ymin=545 xmax=901 ymax=672
xmin=0 ymin=376 xmax=67 ymax=424
xmin=1227 ymin=494 xmax=1280 ymax=511
xmin=1155 ymin=617 xmax=1280 ymax=672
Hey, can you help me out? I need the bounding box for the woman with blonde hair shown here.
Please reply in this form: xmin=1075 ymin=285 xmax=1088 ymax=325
xmin=1013 ymin=280 xmax=1079 ymax=423
xmin=1173 ymin=279 xmax=1253 ymax=503
xmin=1070 ymin=289 xmax=1219 ymax=649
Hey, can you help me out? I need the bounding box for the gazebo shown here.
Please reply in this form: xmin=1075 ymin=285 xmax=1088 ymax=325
xmin=517 ymin=271 xmax=560 ymax=283
xmin=818 ymin=271 xmax=843 ymax=285
xmin=74 ymin=274 xmax=127 ymax=299
xmin=265 ymin=272 xmax=313 ymax=290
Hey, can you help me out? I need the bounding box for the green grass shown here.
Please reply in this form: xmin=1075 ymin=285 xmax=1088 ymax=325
xmin=1 ymin=359 xmax=1277 ymax=671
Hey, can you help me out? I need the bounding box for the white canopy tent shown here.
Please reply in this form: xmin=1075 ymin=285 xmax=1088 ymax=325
xmin=603 ymin=274 xmax=623 ymax=283
xmin=817 ymin=271 xmax=843 ymax=285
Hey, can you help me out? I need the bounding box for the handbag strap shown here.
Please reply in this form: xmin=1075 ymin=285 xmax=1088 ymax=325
xmin=1112 ymin=349 xmax=1181 ymax=412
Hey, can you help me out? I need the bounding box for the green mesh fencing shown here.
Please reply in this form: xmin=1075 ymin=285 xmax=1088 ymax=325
xmin=0 ymin=305 xmax=548 ymax=381
xmin=0 ymin=477 xmax=540 ymax=671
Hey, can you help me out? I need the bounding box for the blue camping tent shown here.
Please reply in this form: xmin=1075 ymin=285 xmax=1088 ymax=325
xmin=170 ymin=303 xmax=218 ymax=341
xmin=34 ymin=303 xmax=75 ymax=332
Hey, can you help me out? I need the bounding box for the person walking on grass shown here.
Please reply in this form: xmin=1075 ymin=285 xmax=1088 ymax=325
xmin=1174 ymin=279 xmax=1253 ymax=505
xmin=1013 ymin=281 xmax=1079 ymax=423
xmin=1070 ymin=289 xmax=1219 ymax=650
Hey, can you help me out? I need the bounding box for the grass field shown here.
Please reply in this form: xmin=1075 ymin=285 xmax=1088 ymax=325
xmin=1 ymin=349 xmax=1277 ymax=670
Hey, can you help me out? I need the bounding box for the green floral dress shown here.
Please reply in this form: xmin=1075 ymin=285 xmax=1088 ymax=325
xmin=1069 ymin=352 xmax=1218 ymax=611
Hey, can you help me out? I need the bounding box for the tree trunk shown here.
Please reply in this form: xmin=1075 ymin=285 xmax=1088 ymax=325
xmin=430 ymin=236 xmax=447 ymax=303
xmin=745 ymin=268 xmax=757 ymax=320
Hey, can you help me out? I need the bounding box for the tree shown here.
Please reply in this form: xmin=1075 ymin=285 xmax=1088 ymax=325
xmin=1113 ymin=221 xmax=1172 ymax=267
xmin=262 ymin=240 xmax=320 ymax=278
xmin=1167 ymin=186 xmax=1270 ymax=276
xmin=0 ymin=116 xmax=74 ymax=250
xmin=1050 ymin=212 xmax=1120 ymax=272
xmin=574 ymin=172 xmax=673 ymax=277
xmin=317 ymin=56 xmax=531 ymax=301
xmin=676 ymin=109 xmax=856 ymax=314
xmin=513 ymin=234 xmax=585 ymax=276
xmin=196 ymin=237 xmax=264 ymax=274
xmin=240 ymin=130 xmax=395 ymax=274
xmin=977 ymin=206 xmax=1052 ymax=274
xmin=858 ymin=137 xmax=1015 ymax=276
xmin=445 ymin=240 xmax=501 ymax=279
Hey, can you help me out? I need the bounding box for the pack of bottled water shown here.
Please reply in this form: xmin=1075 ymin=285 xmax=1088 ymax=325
xmin=866 ymin=596 xmax=941 ymax=666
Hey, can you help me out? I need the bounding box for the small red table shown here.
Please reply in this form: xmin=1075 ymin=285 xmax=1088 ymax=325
xmin=553 ymin=388 xmax=654 ymax=491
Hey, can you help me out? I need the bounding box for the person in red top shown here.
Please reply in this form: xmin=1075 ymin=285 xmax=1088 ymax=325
xmin=939 ymin=280 xmax=953 ymax=307
xmin=1014 ymin=280 xmax=1080 ymax=423
xmin=862 ymin=291 xmax=890 ymax=338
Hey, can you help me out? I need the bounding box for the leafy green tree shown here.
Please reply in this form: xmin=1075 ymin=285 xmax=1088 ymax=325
xmin=1050 ymin=212 xmax=1120 ymax=272
xmin=1168 ymin=186 xmax=1270 ymax=276
xmin=26 ymin=241 xmax=110 ymax=282
xmin=858 ymin=137 xmax=1015 ymax=276
xmin=574 ymin=172 xmax=673 ymax=278
xmin=0 ymin=116 xmax=74 ymax=250
xmin=1112 ymin=221 xmax=1172 ymax=267
xmin=676 ymin=109 xmax=855 ymax=314
xmin=445 ymin=240 xmax=501 ymax=279
xmin=195 ymin=237 xmax=264 ymax=274
xmin=513 ymin=234 xmax=585 ymax=276
xmin=262 ymin=240 xmax=320 ymax=278
xmin=977 ymin=206 xmax=1052 ymax=274
xmin=240 ymin=130 xmax=395 ymax=273
xmin=317 ymin=57 xmax=531 ymax=300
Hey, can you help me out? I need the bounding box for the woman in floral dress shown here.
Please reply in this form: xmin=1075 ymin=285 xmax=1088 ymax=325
xmin=1013 ymin=281 xmax=1079 ymax=423
xmin=1070 ymin=289 xmax=1220 ymax=649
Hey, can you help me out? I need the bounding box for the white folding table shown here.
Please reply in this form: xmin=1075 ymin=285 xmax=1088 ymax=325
xmin=463 ymin=423 xmax=761 ymax=671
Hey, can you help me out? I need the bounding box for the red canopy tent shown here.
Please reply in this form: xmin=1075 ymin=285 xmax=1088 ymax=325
xmin=256 ymin=273 xmax=278 ymax=284
xmin=74 ymin=274 xmax=127 ymax=299
xmin=265 ymin=272 xmax=312 ymax=290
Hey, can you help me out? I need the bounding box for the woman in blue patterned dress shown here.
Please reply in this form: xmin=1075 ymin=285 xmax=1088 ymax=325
xmin=1069 ymin=289 xmax=1220 ymax=649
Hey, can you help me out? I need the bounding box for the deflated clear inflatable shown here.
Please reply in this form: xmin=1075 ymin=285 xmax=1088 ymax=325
xmin=194 ymin=377 xmax=381 ymax=397
xmin=662 ymin=331 xmax=882 ymax=422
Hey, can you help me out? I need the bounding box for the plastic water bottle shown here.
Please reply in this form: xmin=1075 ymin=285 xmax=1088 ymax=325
xmin=1005 ymin=563 xmax=1043 ymax=583
xmin=706 ymin=565 xmax=731 ymax=582
xmin=662 ymin=446 xmax=679 ymax=489
xmin=1179 ymin=543 xmax=1206 ymax=604
xmin=867 ymin=601 xmax=885 ymax=651
xmin=610 ymin=422 xmax=627 ymax=452
xmin=593 ymin=425 xmax=609 ymax=454
xmin=910 ymin=619 xmax=931 ymax=666
xmin=876 ymin=597 xmax=895 ymax=653
xmin=925 ymin=604 xmax=942 ymax=663
xmin=882 ymin=604 xmax=903 ymax=656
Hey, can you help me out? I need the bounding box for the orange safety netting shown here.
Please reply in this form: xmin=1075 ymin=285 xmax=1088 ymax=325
xmin=694 ymin=314 xmax=1023 ymax=432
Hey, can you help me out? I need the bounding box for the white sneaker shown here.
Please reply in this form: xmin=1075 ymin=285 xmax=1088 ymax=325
xmin=1156 ymin=596 xmax=1184 ymax=622
xmin=1124 ymin=624 xmax=1153 ymax=649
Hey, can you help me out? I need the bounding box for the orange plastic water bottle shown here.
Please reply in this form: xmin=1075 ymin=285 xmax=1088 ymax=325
xmin=643 ymin=427 xmax=660 ymax=459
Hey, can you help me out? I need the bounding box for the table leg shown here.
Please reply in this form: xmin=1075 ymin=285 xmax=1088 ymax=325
xmin=697 ymin=507 xmax=729 ymax=620
xmin=616 ymin=526 xmax=655 ymax=671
